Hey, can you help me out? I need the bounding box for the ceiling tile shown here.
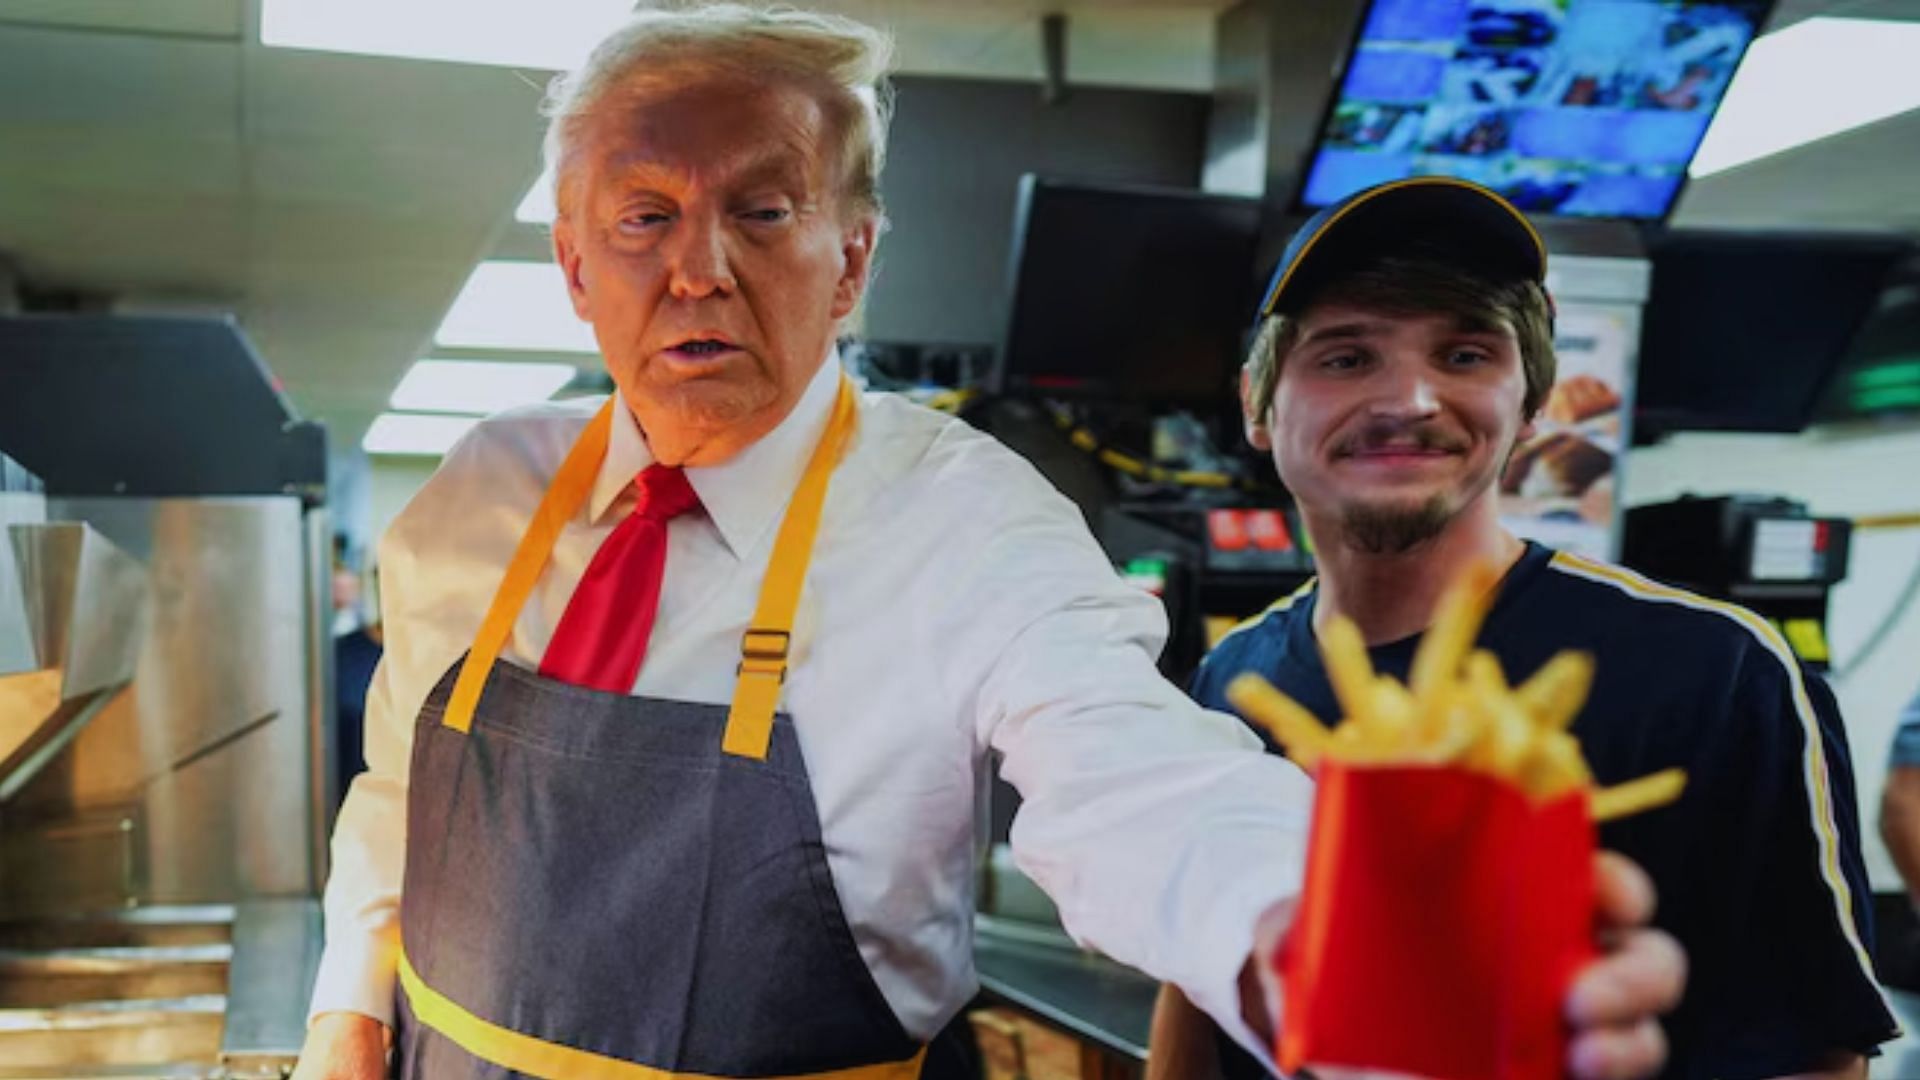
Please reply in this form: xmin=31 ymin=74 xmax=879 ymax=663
xmin=0 ymin=26 xmax=240 ymax=134
xmin=0 ymin=0 xmax=242 ymax=39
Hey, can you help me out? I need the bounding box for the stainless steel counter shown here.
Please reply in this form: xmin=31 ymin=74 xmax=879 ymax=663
xmin=220 ymin=899 xmax=322 ymax=1077
xmin=0 ymin=899 xmax=318 ymax=1078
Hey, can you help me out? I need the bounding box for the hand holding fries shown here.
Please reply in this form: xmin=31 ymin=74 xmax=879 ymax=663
xmin=1237 ymin=561 xmax=1687 ymax=1080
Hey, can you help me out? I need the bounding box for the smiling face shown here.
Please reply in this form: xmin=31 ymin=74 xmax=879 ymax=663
xmin=1248 ymin=302 xmax=1535 ymax=554
xmin=552 ymin=73 xmax=877 ymax=466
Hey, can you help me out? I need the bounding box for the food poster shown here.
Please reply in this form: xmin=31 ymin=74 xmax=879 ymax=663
xmin=1500 ymin=300 xmax=1638 ymax=559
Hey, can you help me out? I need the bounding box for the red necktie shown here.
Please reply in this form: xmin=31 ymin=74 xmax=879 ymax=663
xmin=539 ymin=464 xmax=701 ymax=693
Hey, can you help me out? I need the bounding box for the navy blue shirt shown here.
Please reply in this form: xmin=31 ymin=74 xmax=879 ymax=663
xmin=1192 ymin=542 xmax=1897 ymax=1080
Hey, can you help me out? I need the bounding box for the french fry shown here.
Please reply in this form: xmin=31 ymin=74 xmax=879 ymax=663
xmin=1591 ymin=769 xmax=1687 ymax=823
xmin=1369 ymin=677 xmax=1418 ymax=740
xmin=1229 ymin=674 xmax=1334 ymax=768
xmin=1409 ymin=561 xmax=1501 ymax=700
xmin=1486 ymin=702 xmax=1538 ymax=778
xmin=1465 ymin=650 xmax=1509 ymax=696
xmin=1322 ymin=616 xmax=1379 ymax=730
xmin=1515 ymin=651 xmax=1594 ymax=731
xmin=1518 ymin=731 xmax=1591 ymax=800
xmin=1415 ymin=680 xmax=1469 ymax=749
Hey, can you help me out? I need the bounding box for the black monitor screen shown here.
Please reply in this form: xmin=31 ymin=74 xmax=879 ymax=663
xmin=1635 ymin=231 xmax=1911 ymax=437
xmin=1300 ymin=0 xmax=1774 ymax=220
xmin=996 ymin=177 xmax=1261 ymax=405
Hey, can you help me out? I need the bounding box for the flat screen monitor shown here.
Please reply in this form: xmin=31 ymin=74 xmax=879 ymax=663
xmin=995 ymin=176 xmax=1262 ymax=406
xmin=1634 ymin=231 xmax=1911 ymax=438
xmin=1299 ymin=0 xmax=1775 ymax=220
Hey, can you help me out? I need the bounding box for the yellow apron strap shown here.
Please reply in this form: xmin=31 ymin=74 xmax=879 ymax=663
xmin=442 ymin=376 xmax=858 ymax=746
xmin=399 ymin=948 xmax=927 ymax=1080
xmin=443 ymin=399 xmax=615 ymax=734
xmin=722 ymin=377 xmax=860 ymax=760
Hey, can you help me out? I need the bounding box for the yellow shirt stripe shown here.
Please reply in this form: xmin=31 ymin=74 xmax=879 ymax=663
xmin=1211 ymin=577 xmax=1319 ymax=651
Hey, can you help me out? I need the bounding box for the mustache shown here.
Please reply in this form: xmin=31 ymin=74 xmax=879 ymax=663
xmin=1334 ymin=423 xmax=1468 ymax=458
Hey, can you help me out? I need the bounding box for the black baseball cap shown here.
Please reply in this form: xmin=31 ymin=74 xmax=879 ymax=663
xmin=1256 ymin=176 xmax=1548 ymax=324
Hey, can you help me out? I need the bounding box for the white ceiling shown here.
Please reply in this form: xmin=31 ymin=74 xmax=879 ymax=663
xmin=1674 ymin=0 xmax=1920 ymax=231
xmin=0 ymin=0 xmax=1915 ymax=450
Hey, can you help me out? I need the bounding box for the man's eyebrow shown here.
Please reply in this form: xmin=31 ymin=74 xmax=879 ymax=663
xmin=605 ymin=158 xmax=684 ymax=187
xmin=605 ymin=152 xmax=811 ymax=193
xmin=1297 ymin=321 xmax=1390 ymax=345
xmin=729 ymin=156 xmax=813 ymax=197
xmin=1447 ymin=314 xmax=1511 ymax=337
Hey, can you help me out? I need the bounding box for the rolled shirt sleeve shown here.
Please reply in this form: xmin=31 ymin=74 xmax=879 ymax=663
xmin=928 ymin=450 xmax=1312 ymax=1065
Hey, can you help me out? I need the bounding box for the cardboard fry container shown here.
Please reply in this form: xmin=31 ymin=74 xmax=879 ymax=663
xmin=1276 ymin=761 xmax=1595 ymax=1080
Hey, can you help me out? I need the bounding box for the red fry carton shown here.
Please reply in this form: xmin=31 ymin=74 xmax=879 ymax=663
xmin=1275 ymin=760 xmax=1596 ymax=1080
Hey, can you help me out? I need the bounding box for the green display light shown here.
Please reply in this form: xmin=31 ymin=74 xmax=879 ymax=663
xmin=1851 ymin=384 xmax=1920 ymax=411
xmin=1850 ymin=359 xmax=1920 ymax=391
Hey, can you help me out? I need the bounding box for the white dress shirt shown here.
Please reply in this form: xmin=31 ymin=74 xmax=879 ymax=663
xmin=311 ymin=354 xmax=1312 ymax=1060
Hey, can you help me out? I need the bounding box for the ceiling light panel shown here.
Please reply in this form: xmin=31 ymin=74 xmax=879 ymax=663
xmin=362 ymin=412 xmax=482 ymax=456
xmin=390 ymin=359 xmax=577 ymax=415
xmin=262 ymin=0 xmax=632 ymax=70
xmin=435 ymin=261 xmax=598 ymax=354
xmin=1691 ymin=18 xmax=1920 ymax=177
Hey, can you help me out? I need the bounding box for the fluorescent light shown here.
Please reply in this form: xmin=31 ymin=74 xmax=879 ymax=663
xmin=516 ymin=167 xmax=557 ymax=224
xmin=1692 ymin=18 xmax=1920 ymax=178
xmin=391 ymin=359 xmax=576 ymax=415
xmin=436 ymin=261 xmax=599 ymax=354
xmin=362 ymin=413 xmax=481 ymax=456
xmin=261 ymin=0 xmax=631 ymax=69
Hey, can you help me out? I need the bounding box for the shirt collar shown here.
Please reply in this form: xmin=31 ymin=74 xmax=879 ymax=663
xmin=590 ymin=352 xmax=846 ymax=560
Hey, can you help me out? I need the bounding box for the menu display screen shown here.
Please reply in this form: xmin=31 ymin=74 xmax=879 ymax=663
xmin=1300 ymin=0 xmax=1772 ymax=219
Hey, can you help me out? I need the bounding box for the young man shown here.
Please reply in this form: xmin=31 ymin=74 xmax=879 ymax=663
xmin=1151 ymin=178 xmax=1898 ymax=1080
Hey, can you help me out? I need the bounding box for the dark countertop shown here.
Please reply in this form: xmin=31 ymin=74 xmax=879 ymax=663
xmin=975 ymin=917 xmax=1920 ymax=1077
xmin=973 ymin=915 xmax=1157 ymax=1062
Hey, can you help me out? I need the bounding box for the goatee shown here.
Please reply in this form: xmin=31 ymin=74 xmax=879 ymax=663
xmin=1341 ymin=495 xmax=1454 ymax=555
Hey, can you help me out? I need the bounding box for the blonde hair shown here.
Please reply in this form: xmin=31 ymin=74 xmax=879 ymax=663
xmin=541 ymin=3 xmax=894 ymax=222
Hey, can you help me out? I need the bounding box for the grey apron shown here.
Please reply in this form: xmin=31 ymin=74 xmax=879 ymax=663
xmin=389 ymin=381 xmax=951 ymax=1078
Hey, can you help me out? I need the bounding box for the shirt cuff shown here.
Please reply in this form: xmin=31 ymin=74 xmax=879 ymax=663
xmin=1176 ymin=877 xmax=1293 ymax=1075
xmin=306 ymin=923 xmax=399 ymax=1030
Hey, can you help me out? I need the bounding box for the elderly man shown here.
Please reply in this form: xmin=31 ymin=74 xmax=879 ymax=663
xmin=295 ymin=6 xmax=1681 ymax=1078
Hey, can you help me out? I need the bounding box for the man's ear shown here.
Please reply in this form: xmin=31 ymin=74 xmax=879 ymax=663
xmin=1516 ymin=409 xmax=1539 ymax=446
xmin=830 ymin=215 xmax=880 ymax=320
xmin=553 ymin=215 xmax=592 ymax=321
xmin=1241 ymin=366 xmax=1273 ymax=451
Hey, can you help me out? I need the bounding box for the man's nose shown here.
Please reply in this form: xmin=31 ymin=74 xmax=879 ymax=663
xmin=1366 ymin=362 xmax=1441 ymax=420
xmin=665 ymin=212 xmax=738 ymax=299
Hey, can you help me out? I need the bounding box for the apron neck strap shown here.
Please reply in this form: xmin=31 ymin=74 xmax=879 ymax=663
xmin=442 ymin=376 xmax=861 ymax=763
xmin=722 ymin=376 xmax=859 ymax=759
